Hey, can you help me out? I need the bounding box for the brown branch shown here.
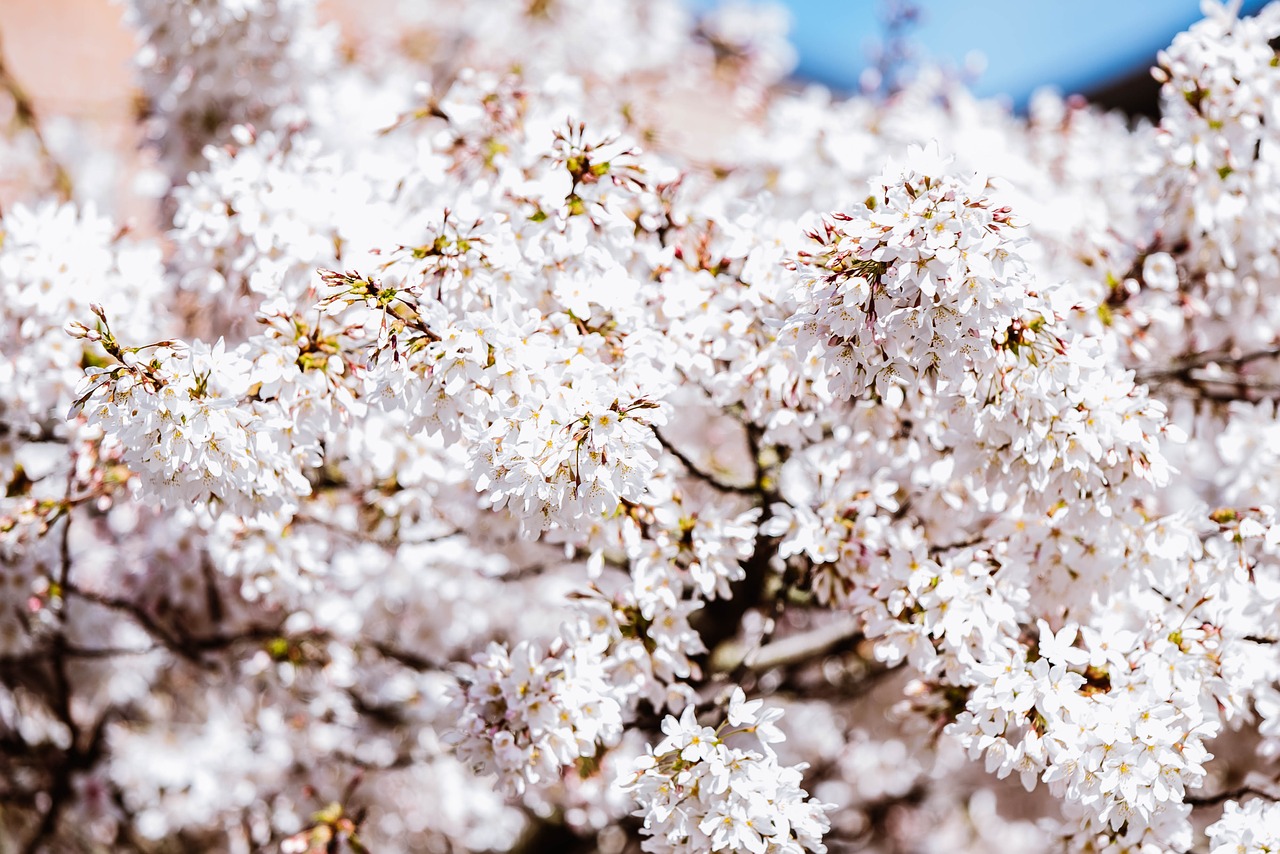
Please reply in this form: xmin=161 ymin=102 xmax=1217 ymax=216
xmin=58 ymin=582 xmax=451 ymax=678
xmin=743 ymin=614 xmax=862 ymax=672
xmin=63 ymin=584 xmax=300 ymax=668
xmin=653 ymin=427 xmax=758 ymax=496
xmin=200 ymin=554 xmax=225 ymax=625
xmin=694 ymin=423 xmax=781 ymax=678
xmin=1138 ymin=347 xmax=1280 ymax=403
xmin=21 ymin=501 xmax=81 ymax=852
xmin=1186 ymin=783 xmax=1280 ymax=807
xmin=509 ymin=813 xmax=598 ymax=854
xmin=63 ymin=585 xmax=207 ymax=665
xmin=292 ymin=513 xmax=460 ymax=548
xmin=1138 ymin=347 xmax=1280 ymax=382
xmin=22 ymin=659 xmax=72 ymax=854
xmin=366 ymin=640 xmax=439 ymax=671
xmin=0 ymin=645 xmax=155 ymax=667
xmin=929 ymin=534 xmax=986 ymax=557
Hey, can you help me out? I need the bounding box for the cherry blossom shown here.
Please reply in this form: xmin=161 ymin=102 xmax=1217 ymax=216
xmin=1 ymin=0 xmax=1279 ymax=850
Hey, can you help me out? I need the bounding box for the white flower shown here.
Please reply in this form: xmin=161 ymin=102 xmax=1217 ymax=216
xmin=1207 ymin=798 xmax=1280 ymax=854
xmin=1037 ymin=620 xmax=1090 ymax=668
xmin=621 ymin=700 xmax=831 ymax=854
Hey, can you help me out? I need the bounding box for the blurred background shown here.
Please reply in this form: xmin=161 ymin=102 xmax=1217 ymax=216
xmin=689 ymin=0 xmax=1273 ymax=115
xmin=0 ymin=0 xmax=1270 ymax=214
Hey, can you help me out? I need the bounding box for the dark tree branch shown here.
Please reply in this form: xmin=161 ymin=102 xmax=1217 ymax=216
xmin=1137 ymin=347 xmax=1280 ymax=383
xmin=1138 ymin=346 xmax=1280 ymax=403
xmin=694 ymin=423 xmax=781 ymax=679
xmin=1186 ymin=783 xmax=1280 ymax=807
xmin=654 ymin=426 xmax=758 ymax=496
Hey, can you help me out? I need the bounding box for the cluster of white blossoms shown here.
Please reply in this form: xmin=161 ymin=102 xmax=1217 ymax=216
xmin=1207 ymin=798 xmax=1280 ymax=853
xmin=620 ymin=690 xmax=831 ymax=854
xmin=67 ymin=307 xmax=354 ymax=520
xmin=952 ymin=618 xmax=1223 ymax=846
xmin=5 ymin=0 xmax=1280 ymax=850
xmin=786 ymin=148 xmax=1039 ymax=402
xmin=447 ymin=636 xmax=623 ymax=796
xmin=0 ymin=203 xmax=170 ymax=479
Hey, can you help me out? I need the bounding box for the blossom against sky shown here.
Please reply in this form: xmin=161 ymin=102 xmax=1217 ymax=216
xmin=693 ymin=0 xmax=1272 ymax=105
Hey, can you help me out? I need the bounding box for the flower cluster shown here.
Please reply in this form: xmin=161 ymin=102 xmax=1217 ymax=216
xmin=952 ymin=619 xmax=1220 ymax=847
xmin=1 ymin=0 xmax=1280 ymax=850
xmin=0 ymin=203 xmax=169 ymax=481
xmin=788 ymin=147 xmax=1040 ymax=402
xmin=620 ymin=691 xmax=831 ymax=854
xmin=446 ymin=636 xmax=624 ymax=797
xmin=69 ymin=325 xmax=317 ymax=520
xmin=1207 ymin=798 xmax=1280 ymax=854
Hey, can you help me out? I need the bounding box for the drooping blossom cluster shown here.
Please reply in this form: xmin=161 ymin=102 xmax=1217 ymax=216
xmin=2 ymin=0 xmax=1280 ymax=851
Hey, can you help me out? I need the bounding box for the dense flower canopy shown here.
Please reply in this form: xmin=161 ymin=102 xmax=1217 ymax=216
xmin=2 ymin=0 xmax=1280 ymax=851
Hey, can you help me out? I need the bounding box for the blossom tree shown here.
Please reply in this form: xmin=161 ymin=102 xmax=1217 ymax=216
xmin=2 ymin=0 xmax=1280 ymax=851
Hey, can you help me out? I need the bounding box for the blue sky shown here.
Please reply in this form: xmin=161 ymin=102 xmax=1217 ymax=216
xmin=692 ymin=1 xmax=1272 ymax=107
